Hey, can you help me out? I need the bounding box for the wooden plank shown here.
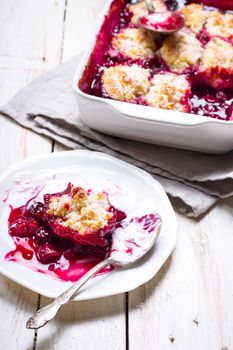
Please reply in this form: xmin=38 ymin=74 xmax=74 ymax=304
xmin=37 ymin=295 xmax=126 ymax=350
xmin=0 ymin=118 xmax=52 ymax=172
xmin=0 ymin=0 xmax=66 ymax=104
xmin=128 ymin=203 xmax=233 ymax=350
xmin=61 ymin=0 xmax=107 ymax=61
xmin=197 ymin=199 xmax=233 ymax=349
xmin=0 ymin=0 xmax=67 ymax=348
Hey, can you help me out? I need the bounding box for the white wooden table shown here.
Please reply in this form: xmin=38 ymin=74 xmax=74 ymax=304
xmin=0 ymin=1 xmax=233 ymax=349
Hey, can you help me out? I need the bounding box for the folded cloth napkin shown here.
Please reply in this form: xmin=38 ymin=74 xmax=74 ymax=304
xmin=1 ymin=55 xmax=233 ymax=217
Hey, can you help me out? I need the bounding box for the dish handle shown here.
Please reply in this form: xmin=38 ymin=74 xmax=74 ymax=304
xmin=106 ymin=100 xmax=212 ymax=126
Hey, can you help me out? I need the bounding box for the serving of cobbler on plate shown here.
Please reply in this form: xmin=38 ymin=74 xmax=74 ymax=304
xmin=6 ymin=183 xmax=127 ymax=280
xmin=4 ymin=176 xmax=162 ymax=283
xmin=79 ymin=0 xmax=233 ymax=121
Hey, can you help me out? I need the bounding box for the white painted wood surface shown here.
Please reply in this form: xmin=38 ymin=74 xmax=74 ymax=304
xmin=0 ymin=1 xmax=233 ymax=349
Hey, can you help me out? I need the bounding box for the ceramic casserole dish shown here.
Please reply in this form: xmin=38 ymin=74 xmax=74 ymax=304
xmin=73 ymin=0 xmax=233 ymax=154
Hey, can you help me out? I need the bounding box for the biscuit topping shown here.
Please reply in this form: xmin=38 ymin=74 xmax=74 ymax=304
xmin=159 ymin=30 xmax=203 ymax=73
xmin=146 ymin=73 xmax=191 ymax=112
xmin=180 ymin=4 xmax=208 ymax=34
xmin=200 ymin=37 xmax=233 ymax=71
xmin=102 ymin=65 xmax=150 ymax=102
xmin=111 ymin=28 xmax=157 ymax=59
xmin=47 ymin=187 xmax=113 ymax=235
xmin=206 ymin=12 xmax=233 ymax=39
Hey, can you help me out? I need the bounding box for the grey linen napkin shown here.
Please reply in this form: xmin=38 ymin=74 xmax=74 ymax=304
xmin=1 ymin=55 xmax=233 ymax=217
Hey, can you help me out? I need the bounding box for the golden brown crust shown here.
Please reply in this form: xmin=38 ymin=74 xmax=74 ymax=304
xmin=146 ymin=73 xmax=191 ymax=112
xmin=206 ymin=12 xmax=233 ymax=39
xmin=200 ymin=37 xmax=233 ymax=72
xmin=102 ymin=65 xmax=150 ymax=102
xmin=159 ymin=30 xmax=203 ymax=73
xmin=111 ymin=28 xmax=157 ymax=59
xmin=180 ymin=4 xmax=208 ymax=34
xmin=47 ymin=190 xmax=113 ymax=235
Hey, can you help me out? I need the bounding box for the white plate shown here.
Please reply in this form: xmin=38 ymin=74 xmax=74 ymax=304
xmin=0 ymin=150 xmax=177 ymax=300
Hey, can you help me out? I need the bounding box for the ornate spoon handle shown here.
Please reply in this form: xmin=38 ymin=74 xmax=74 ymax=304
xmin=26 ymin=258 xmax=112 ymax=329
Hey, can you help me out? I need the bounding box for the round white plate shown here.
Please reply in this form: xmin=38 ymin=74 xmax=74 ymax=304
xmin=0 ymin=150 xmax=177 ymax=300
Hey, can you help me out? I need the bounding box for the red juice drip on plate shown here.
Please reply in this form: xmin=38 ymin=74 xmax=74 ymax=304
xmin=5 ymin=238 xmax=113 ymax=282
xmin=3 ymin=190 xmax=10 ymax=203
xmin=5 ymin=233 xmax=114 ymax=282
xmin=5 ymin=237 xmax=34 ymax=261
xmin=48 ymin=258 xmax=113 ymax=282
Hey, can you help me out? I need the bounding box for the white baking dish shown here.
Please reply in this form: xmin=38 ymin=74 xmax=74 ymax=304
xmin=73 ymin=0 xmax=233 ymax=154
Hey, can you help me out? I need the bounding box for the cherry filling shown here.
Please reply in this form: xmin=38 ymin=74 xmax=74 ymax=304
xmin=192 ymin=0 xmax=233 ymax=10
xmin=7 ymin=184 xmax=127 ymax=273
xmin=191 ymin=86 xmax=233 ymax=120
xmin=79 ymin=0 xmax=233 ymax=121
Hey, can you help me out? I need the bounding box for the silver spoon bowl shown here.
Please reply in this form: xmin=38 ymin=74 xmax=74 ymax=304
xmin=139 ymin=0 xmax=184 ymax=35
xmin=26 ymin=213 xmax=162 ymax=329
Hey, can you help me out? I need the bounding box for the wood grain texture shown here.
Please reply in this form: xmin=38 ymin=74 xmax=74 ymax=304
xmin=0 ymin=0 xmax=66 ymax=104
xmin=0 ymin=0 xmax=65 ymax=349
xmin=37 ymin=295 xmax=126 ymax=350
xmin=128 ymin=203 xmax=233 ymax=350
xmin=61 ymin=0 xmax=107 ymax=61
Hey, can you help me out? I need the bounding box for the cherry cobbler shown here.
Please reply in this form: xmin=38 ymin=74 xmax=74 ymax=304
xmin=6 ymin=183 xmax=161 ymax=282
xmin=8 ymin=184 xmax=126 ymax=265
xmin=79 ymin=0 xmax=233 ymax=120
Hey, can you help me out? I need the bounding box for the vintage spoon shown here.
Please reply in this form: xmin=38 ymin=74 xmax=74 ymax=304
xmin=139 ymin=0 xmax=184 ymax=34
xmin=26 ymin=213 xmax=162 ymax=329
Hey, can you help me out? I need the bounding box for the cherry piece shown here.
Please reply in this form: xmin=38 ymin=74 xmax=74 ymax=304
xmin=36 ymin=243 xmax=62 ymax=264
xmin=28 ymin=202 xmax=45 ymax=222
xmin=9 ymin=219 xmax=28 ymax=238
